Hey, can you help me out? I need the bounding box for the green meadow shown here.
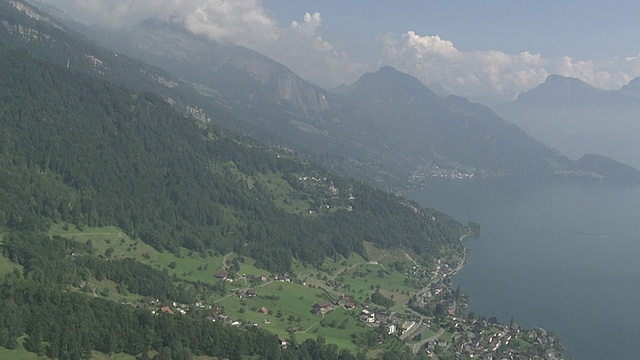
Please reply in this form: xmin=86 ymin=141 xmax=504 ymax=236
xmin=14 ymin=224 xmax=428 ymax=354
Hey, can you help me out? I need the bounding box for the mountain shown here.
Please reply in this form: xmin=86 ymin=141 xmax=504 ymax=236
xmin=51 ymin=17 xmax=635 ymax=186
xmin=619 ymin=76 xmax=640 ymax=99
xmin=494 ymin=75 xmax=640 ymax=170
xmin=16 ymin=2 xmax=639 ymax=186
xmin=572 ymin=154 xmax=640 ymax=183
xmin=0 ymin=2 xmax=475 ymax=357
xmin=511 ymin=74 xmax=630 ymax=106
xmin=1 ymin=0 xmax=470 ymax=269
xmin=334 ymin=66 xmax=576 ymax=178
xmin=0 ymin=45 xmax=467 ymax=270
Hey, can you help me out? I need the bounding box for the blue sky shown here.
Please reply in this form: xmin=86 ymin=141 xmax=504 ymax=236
xmin=264 ymin=1 xmax=639 ymax=60
xmin=43 ymin=0 xmax=640 ymax=104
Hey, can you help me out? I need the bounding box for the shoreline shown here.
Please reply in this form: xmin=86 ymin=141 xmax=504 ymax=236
xmin=453 ymin=232 xmax=471 ymax=275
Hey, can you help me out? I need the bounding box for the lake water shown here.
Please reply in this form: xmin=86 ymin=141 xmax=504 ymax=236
xmin=406 ymin=177 xmax=640 ymax=360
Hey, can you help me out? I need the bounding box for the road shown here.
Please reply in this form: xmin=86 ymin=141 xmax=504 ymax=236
xmin=412 ymin=328 xmax=445 ymax=354
xmin=402 ymin=232 xmax=470 ymax=354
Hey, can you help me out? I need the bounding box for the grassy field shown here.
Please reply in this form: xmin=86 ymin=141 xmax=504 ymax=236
xmin=253 ymin=172 xmax=311 ymax=214
xmin=0 ymin=253 xmax=21 ymax=278
xmin=0 ymin=344 xmax=45 ymax=360
xmin=50 ymin=224 xmax=231 ymax=285
xmin=32 ymin=225 xmax=424 ymax=355
xmin=216 ymin=281 xmax=326 ymax=334
xmin=192 ymin=83 xmax=224 ymax=102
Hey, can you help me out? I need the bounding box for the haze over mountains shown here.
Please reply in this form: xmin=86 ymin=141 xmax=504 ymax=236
xmin=1 ymin=0 xmax=468 ymax=275
xmin=38 ymin=14 xmax=636 ymax=186
xmin=1 ymin=1 xmax=638 ymax=358
xmin=495 ymin=74 xmax=640 ymax=170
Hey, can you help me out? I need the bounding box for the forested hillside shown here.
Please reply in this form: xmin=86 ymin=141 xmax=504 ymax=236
xmin=0 ymin=232 xmax=368 ymax=359
xmin=0 ymin=45 xmax=466 ymax=271
xmin=0 ymin=11 xmax=471 ymax=358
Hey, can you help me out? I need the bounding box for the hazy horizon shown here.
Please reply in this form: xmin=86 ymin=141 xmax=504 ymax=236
xmin=39 ymin=0 xmax=640 ymax=104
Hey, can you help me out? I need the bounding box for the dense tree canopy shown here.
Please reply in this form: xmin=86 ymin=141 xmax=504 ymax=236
xmin=0 ymin=46 xmax=466 ymax=271
xmin=0 ymin=3 xmax=469 ymax=358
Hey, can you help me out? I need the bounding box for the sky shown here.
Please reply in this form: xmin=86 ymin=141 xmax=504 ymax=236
xmin=41 ymin=0 xmax=640 ymax=104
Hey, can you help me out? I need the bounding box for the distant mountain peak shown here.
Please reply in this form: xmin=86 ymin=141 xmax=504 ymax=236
xmin=538 ymin=74 xmax=596 ymax=91
xmin=378 ymin=65 xmax=399 ymax=73
xmin=544 ymin=74 xmax=580 ymax=82
xmin=344 ymin=66 xmax=439 ymax=103
xmin=619 ymin=76 xmax=640 ymax=98
xmin=513 ymin=74 xmax=610 ymax=106
xmin=365 ymin=65 xmax=423 ymax=84
xmin=573 ymin=154 xmax=640 ymax=183
xmin=626 ymin=76 xmax=640 ymax=86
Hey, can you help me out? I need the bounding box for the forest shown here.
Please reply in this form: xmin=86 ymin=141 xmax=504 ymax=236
xmin=0 ymin=45 xmax=466 ymax=272
xmin=1 ymin=230 xmax=403 ymax=359
xmin=0 ymin=44 xmax=456 ymax=359
xmin=0 ymin=3 xmax=468 ymax=358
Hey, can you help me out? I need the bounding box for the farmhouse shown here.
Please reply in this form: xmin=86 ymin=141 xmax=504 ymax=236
xmin=344 ymin=302 xmax=356 ymax=310
xmin=214 ymin=270 xmax=228 ymax=279
xmin=159 ymin=306 xmax=174 ymax=315
xmin=313 ymin=301 xmax=333 ymax=314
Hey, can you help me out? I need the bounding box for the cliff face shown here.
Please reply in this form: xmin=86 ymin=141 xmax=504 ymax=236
xmin=276 ymin=71 xmax=329 ymax=111
xmin=121 ymin=20 xmax=329 ymax=113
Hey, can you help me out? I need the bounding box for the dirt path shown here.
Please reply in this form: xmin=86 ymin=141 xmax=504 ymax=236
xmin=298 ymin=321 xmax=321 ymax=334
xmin=403 ymin=252 xmax=419 ymax=268
xmin=222 ymin=252 xmax=233 ymax=269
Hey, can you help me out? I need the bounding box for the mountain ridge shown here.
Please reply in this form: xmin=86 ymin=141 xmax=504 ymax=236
xmin=494 ymin=74 xmax=640 ymax=170
xmin=12 ymin=0 xmax=640 ymax=186
xmin=510 ymin=74 xmax=638 ymax=106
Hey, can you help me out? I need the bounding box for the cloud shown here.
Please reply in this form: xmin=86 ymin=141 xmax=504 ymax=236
xmin=181 ymin=0 xmax=280 ymax=48
xmin=53 ymin=0 xmax=279 ymax=46
xmin=254 ymin=12 xmax=368 ymax=87
xmin=48 ymin=0 xmax=365 ymax=88
xmin=381 ymin=31 xmax=640 ymax=103
xmin=42 ymin=2 xmax=640 ymax=101
xmin=290 ymin=12 xmax=322 ymax=38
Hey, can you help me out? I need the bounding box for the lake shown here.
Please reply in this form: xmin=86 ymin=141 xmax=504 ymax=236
xmin=406 ymin=177 xmax=640 ymax=360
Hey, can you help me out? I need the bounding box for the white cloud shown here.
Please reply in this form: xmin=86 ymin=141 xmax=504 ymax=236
xmin=48 ymin=0 xmax=365 ymax=88
xmin=290 ymin=12 xmax=322 ymax=38
xmin=53 ymin=0 xmax=279 ymax=46
xmin=41 ymin=2 xmax=640 ymax=101
xmin=182 ymin=0 xmax=279 ymax=48
xmin=256 ymin=11 xmax=367 ymax=87
xmin=381 ymin=31 xmax=640 ymax=103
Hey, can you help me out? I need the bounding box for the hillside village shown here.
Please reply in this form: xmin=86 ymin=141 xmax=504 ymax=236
xmin=132 ymin=246 xmax=562 ymax=359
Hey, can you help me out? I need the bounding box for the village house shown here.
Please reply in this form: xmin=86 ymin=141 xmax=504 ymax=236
xmin=214 ymin=270 xmax=228 ymax=279
xmin=159 ymin=306 xmax=174 ymax=315
xmin=313 ymin=301 xmax=333 ymax=314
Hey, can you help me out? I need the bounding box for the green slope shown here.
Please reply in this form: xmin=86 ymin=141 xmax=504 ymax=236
xmin=0 ymin=30 xmax=465 ymax=272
